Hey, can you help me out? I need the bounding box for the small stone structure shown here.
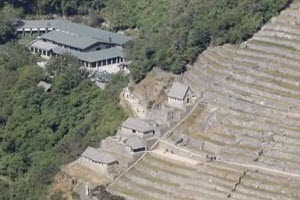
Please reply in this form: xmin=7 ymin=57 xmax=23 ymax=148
xmin=125 ymin=137 xmax=146 ymax=152
xmin=121 ymin=117 xmax=155 ymax=139
xmin=167 ymin=82 xmax=193 ymax=110
xmin=37 ymin=81 xmax=52 ymax=92
xmin=101 ymin=136 xmax=145 ymax=160
xmin=78 ymin=147 xmax=118 ymax=178
xmin=73 ymin=183 xmax=98 ymax=200
xmin=150 ymin=103 xmax=181 ymax=127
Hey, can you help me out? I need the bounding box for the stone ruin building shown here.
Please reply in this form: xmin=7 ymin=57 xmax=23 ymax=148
xmin=78 ymin=147 xmax=118 ymax=179
xmin=120 ymin=117 xmax=156 ymax=139
xmin=149 ymin=103 xmax=182 ymax=127
xmin=100 ymin=135 xmax=146 ymax=161
xmin=167 ymin=81 xmax=194 ymax=110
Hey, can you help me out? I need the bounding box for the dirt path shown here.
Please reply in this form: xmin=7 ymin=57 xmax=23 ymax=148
xmin=151 ymin=149 xmax=201 ymax=165
xmin=110 ymin=97 xmax=300 ymax=191
xmin=109 ymin=99 xmax=202 ymax=186
xmin=159 ymin=139 xmax=300 ymax=179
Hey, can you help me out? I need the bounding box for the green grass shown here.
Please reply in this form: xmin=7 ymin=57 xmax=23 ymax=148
xmin=17 ymin=35 xmax=36 ymax=46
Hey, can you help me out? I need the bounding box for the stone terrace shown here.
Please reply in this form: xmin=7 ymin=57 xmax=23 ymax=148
xmin=108 ymin=152 xmax=300 ymax=200
xmin=107 ymin=1 xmax=300 ymax=199
xmin=181 ymin=0 xmax=300 ymax=175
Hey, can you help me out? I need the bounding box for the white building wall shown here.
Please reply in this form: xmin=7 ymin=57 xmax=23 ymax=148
xmin=168 ymin=97 xmax=185 ymax=109
xmin=168 ymin=89 xmax=193 ymax=109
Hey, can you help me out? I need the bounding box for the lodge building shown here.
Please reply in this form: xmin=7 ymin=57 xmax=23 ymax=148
xmin=17 ymin=20 xmax=132 ymax=69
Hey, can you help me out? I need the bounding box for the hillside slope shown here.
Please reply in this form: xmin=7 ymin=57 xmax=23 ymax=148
xmin=108 ymin=1 xmax=300 ymax=199
xmin=181 ymin=0 xmax=300 ymax=174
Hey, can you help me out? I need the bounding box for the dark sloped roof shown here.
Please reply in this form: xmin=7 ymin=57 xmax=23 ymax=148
xmin=81 ymin=147 xmax=117 ymax=164
xmin=122 ymin=118 xmax=154 ymax=133
xmin=168 ymin=82 xmax=189 ymax=100
xmin=18 ymin=20 xmax=132 ymax=46
xmin=51 ymin=46 xmax=124 ymax=63
xmin=41 ymin=31 xmax=99 ymax=50
xmin=81 ymin=47 xmax=124 ymax=63
xmin=125 ymin=137 xmax=145 ymax=150
xmin=17 ymin=20 xmax=56 ymax=29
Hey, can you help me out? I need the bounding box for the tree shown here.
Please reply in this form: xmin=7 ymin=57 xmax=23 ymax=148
xmin=0 ymin=5 xmax=22 ymax=43
xmin=46 ymin=54 xmax=87 ymax=94
xmin=171 ymin=58 xmax=185 ymax=74
xmin=104 ymin=0 xmax=291 ymax=81
xmin=0 ymin=44 xmax=127 ymax=199
xmin=0 ymin=43 xmax=36 ymax=71
xmin=0 ymin=179 xmax=9 ymax=200
xmin=105 ymin=73 xmax=129 ymax=101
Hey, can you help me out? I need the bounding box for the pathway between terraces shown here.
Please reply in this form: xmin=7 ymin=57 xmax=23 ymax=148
xmin=110 ymin=97 xmax=300 ymax=189
xmin=109 ymin=99 xmax=202 ymax=186
xmin=158 ymin=139 xmax=300 ymax=179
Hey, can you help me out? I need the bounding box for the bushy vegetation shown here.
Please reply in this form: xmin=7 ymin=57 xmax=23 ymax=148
xmin=1 ymin=0 xmax=291 ymax=80
xmin=0 ymin=1 xmax=293 ymax=199
xmin=0 ymin=44 xmax=128 ymax=200
xmin=1 ymin=0 xmax=105 ymax=16
xmin=105 ymin=0 xmax=292 ymax=81
xmin=0 ymin=5 xmax=22 ymax=43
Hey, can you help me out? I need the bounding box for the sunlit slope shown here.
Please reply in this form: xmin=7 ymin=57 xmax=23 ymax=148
xmin=181 ymin=0 xmax=300 ymax=174
xmin=108 ymin=153 xmax=300 ymax=200
xmin=108 ymin=1 xmax=300 ymax=199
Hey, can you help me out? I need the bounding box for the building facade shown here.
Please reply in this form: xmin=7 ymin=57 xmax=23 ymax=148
xmin=17 ymin=20 xmax=131 ymax=70
xmin=168 ymin=82 xmax=193 ymax=109
xmin=121 ymin=118 xmax=155 ymax=139
xmin=78 ymin=147 xmax=118 ymax=177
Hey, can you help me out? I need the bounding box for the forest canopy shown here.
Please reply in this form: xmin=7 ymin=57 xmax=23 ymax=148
xmin=0 ymin=0 xmax=293 ymax=199
xmin=0 ymin=0 xmax=292 ymax=80
xmin=0 ymin=44 xmax=128 ymax=200
xmin=105 ymin=0 xmax=292 ymax=81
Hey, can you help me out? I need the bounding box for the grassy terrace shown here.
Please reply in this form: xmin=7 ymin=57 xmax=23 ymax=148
xmin=109 ymin=153 xmax=241 ymax=200
xmin=109 ymin=153 xmax=300 ymax=200
xmin=205 ymin=48 xmax=300 ymax=95
xmin=181 ymin=28 xmax=300 ymax=171
xmin=220 ymin=46 xmax=300 ymax=80
xmin=110 ymin=2 xmax=300 ymax=199
xmin=180 ymin=0 xmax=300 ymax=174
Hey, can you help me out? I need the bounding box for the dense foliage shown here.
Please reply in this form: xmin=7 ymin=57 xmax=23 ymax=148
xmin=0 ymin=1 xmax=293 ymax=199
xmin=105 ymin=0 xmax=292 ymax=81
xmin=0 ymin=44 xmax=128 ymax=200
xmin=0 ymin=5 xmax=22 ymax=43
xmin=1 ymin=0 xmax=291 ymax=80
xmin=0 ymin=0 xmax=105 ymax=15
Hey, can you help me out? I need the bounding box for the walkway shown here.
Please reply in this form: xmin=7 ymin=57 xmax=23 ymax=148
xmin=109 ymin=99 xmax=201 ymax=186
xmin=159 ymin=139 xmax=300 ymax=179
xmin=110 ymin=97 xmax=300 ymax=189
